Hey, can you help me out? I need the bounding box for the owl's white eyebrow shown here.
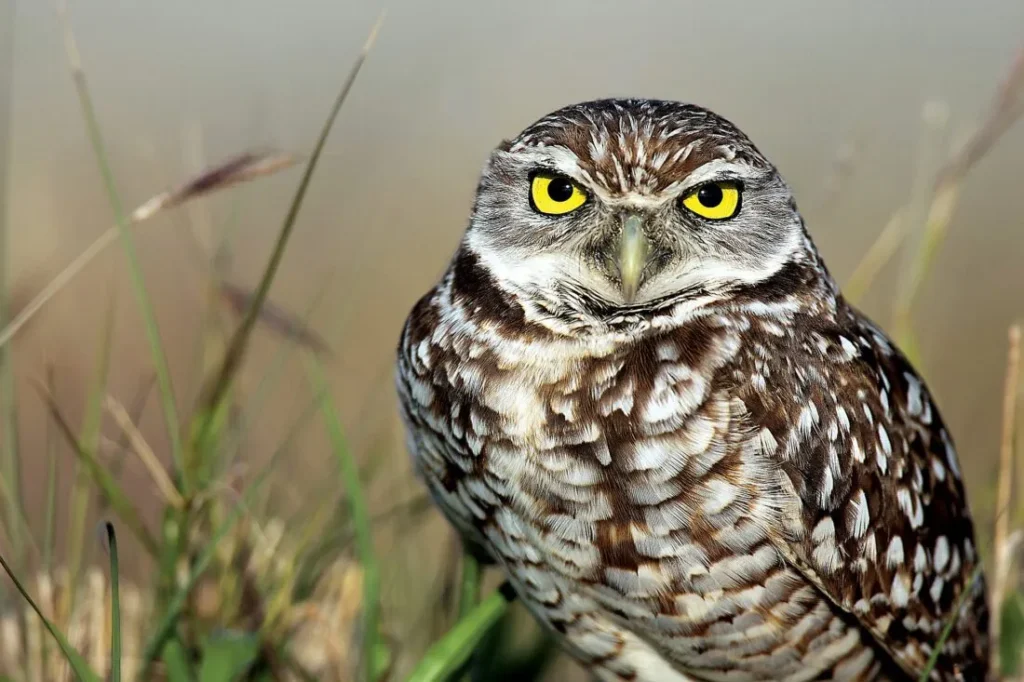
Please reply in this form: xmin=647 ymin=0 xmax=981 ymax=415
xmin=514 ymin=147 xmax=585 ymax=179
xmin=676 ymin=159 xmax=754 ymax=192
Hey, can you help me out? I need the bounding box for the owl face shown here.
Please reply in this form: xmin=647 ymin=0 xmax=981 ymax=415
xmin=465 ymin=99 xmax=809 ymax=320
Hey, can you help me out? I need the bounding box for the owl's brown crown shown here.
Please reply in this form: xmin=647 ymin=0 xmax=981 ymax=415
xmin=508 ymin=98 xmax=771 ymax=197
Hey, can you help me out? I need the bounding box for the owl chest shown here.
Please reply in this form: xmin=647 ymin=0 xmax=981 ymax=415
xmin=443 ymin=354 xmax=781 ymax=595
xmin=412 ymin=331 xmax=876 ymax=678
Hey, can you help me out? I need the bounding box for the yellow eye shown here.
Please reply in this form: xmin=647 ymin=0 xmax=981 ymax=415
xmin=530 ymin=173 xmax=587 ymax=215
xmin=681 ymin=181 xmax=741 ymax=220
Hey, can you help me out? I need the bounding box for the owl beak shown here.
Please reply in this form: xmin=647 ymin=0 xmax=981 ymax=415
xmin=617 ymin=213 xmax=651 ymax=304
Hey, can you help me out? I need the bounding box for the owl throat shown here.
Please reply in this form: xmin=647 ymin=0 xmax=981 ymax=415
xmin=450 ymin=241 xmax=837 ymax=340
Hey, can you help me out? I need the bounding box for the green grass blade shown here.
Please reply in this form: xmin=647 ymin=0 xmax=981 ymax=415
xmin=162 ymin=638 xmax=193 ymax=682
xmin=154 ymin=503 xmax=181 ymax=616
xmin=917 ymin=564 xmax=983 ymax=681
xmin=43 ymin=365 xmax=59 ymax=572
xmin=0 ymin=0 xmax=24 ymax=578
xmin=999 ymin=591 xmax=1024 ymax=677
xmin=193 ymin=13 xmax=383 ymax=451
xmin=0 ymin=464 xmax=39 ymax=558
xmin=0 ymin=550 xmax=103 ymax=682
xmin=141 ymin=510 xmax=243 ymax=676
xmin=68 ymin=287 xmax=117 ymax=606
xmin=459 ymin=551 xmax=481 ymax=619
xmin=37 ymin=384 xmax=160 ymax=557
xmin=305 ymin=354 xmax=379 ymax=681
xmin=198 ymin=631 xmax=260 ymax=682
xmin=139 ymin=460 xmax=279 ymax=679
xmin=405 ymin=583 xmax=517 ymax=682
xmin=58 ymin=3 xmax=183 ymax=486
xmin=216 ymin=272 xmax=336 ymax=469
xmin=42 ymin=363 xmax=59 ymax=670
xmin=105 ymin=522 xmax=122 ymax=682
xmin=457 ymin=550 xmax=482 ymax=681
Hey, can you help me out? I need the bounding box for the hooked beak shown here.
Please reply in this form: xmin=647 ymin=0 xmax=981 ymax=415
xmin=616 ymin=213 xmax=650 ymax=304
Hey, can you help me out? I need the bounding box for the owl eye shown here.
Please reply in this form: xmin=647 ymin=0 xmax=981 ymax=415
xmin=681 ymin=181 xmax=741 ymax=220
xmin=530 ymin=172 xmax=588 ymax=215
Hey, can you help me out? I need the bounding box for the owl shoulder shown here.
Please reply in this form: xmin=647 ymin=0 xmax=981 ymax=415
xmin=721 ymin=303 xmax=988 ymax=679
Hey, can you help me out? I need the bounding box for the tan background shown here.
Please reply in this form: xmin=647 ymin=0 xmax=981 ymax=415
xmin=4 ymin=1 xmax=1024 ymax=678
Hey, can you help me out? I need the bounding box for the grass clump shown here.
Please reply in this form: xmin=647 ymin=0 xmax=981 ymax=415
xmin=0 ymin=6 xmax=396 ymax=682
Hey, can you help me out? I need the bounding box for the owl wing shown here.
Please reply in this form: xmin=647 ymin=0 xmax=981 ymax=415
xmin=737 ymin=307 xmax=989 ymax=680
xmin=395 ymin=288 xmax=500 ymax=562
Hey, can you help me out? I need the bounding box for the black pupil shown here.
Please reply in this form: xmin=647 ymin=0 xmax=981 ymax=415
xmin=547 ymin=178 xmax=575 ymax=202
xmin=697 ymin=184 xmax=724 ymax=207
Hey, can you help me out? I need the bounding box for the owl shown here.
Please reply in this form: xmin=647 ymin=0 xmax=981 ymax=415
xmin=395 ymin=99 xmax=989 ymax=681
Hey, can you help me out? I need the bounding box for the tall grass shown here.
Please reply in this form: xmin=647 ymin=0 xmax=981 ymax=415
xmin=0 ymin=0 xmax=26 ymax=587
xmin=0 ymin=7 xmax=394 ymax=682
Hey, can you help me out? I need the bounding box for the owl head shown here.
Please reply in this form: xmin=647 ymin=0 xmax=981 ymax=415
xmin=462 ymin=99 xmax=822 ymax=327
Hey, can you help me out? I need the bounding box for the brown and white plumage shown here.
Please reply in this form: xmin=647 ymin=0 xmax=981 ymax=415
xmin=396 ymin=99 xmax=988 ymax=681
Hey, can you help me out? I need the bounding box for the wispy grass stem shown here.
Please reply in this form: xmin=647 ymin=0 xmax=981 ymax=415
xmin=992 ymin=324 xmax=1022 ymax=676
xmin=57 ymin=1 xmax=185 ymax=487
xmin=0 ymin=0 xmax=25 ymax=578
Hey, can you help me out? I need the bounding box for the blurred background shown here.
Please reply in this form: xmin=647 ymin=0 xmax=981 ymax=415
xmin=3 ymin=1 xmax=1023 ymax=679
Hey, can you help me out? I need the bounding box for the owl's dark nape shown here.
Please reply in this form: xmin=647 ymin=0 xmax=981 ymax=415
xmin=397 ymin=99 xmax=989 ymax=682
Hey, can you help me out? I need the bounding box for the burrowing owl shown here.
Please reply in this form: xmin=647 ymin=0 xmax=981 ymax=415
xmin=396 ymin=99 xmax=988 ymax=681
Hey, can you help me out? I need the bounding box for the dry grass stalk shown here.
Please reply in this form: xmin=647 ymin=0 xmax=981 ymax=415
xmin=0 ymin=150 xmax=300 ymax=351
xmin=937 ymin=47 xmax=1024 ymax=188
xmin=218 ymin=280 xmax=333 ymax=356
xmin=844 ymin=206 xmax=905 ymax=304
xmin=992 ymin=324 xmax=1023 ymax=676
xmin=0 ymin=566 xmax=150 ymax=682
xmin=103 ymin=395 xmax=184 ymax=509
xmin=0 ymin=520 xmax=365 ymax=682
xmin=846 ymin=45 xmax=1024 ymax=308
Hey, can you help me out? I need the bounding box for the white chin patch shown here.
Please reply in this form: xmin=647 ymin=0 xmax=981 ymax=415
xmin=644 ymin=252 xmax=792 ymax=302
xmin=467 ymin=226 xmax=800 ymax=311
xmin=470 ymin=234 xmax=620 ymax=302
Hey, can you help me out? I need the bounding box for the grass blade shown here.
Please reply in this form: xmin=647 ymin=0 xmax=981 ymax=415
xmin=139 ymin=467 xmax=273 ymax=679
xmin=936 ymin=46 xmax=1024 ymax=187
xmin=105 ymin=522 xmax=122 ymax=682
xmin=141 ymin=515 xmax=243 ymax=676
xmin=134 ymin=149 xmax=300 ymax=221
xmin=218 ymin=280 xmax=332 ymax=357
xmin=843 ymin=206 xmax=906 ymax=305
xmin=43 ymin=364 xmax=59 ymax=572
xmin=41 ymin=366 xmax=60 ymax=682
xmin=405 ymin=583 xmax=517 ymax=682
xmin=194 ymin=12 xmax=384 ymax=449
xmin=36 ymin=382 xmax=160 ymax=557
xmin=459 ymin=552 xmax=481 ymax=620
xmin=98 ymin=374 xmax=156 ymax=516
xmin=0 ymin=150 xmax=299 ymax=352
xmin=215 ymin=270 xmax=338 ymax=468
xmin=305 ymin=354 xmax=380 ymax=681
xmin=67 ymin=285 xmax=117 ymax=611
xmin=105 ymin=395 xmax=184 ymax=509
xmin=162 ymin=638 xmax=193 ymax=682
xmin=58 ymin=2 xmax=186 ymax=489
xmin=140 ymin=419 xmax=302 ymax=679
xmin=457 ymin=550 xmax=482 ymax=682
xmin=917 ymin=564 xmax=984 ymax=682
xmin=198 ymin=631 xmax=260 ymax=682
xmin=0 ymin=551 xmax=103 ymax=682
xmin=1000 ymin=590 xmax=1024 ymax=677
xmin=991 ymin=324 xmax=1022 ymax=676
xmin=0 ymin=0 xmax=24 ymax=580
